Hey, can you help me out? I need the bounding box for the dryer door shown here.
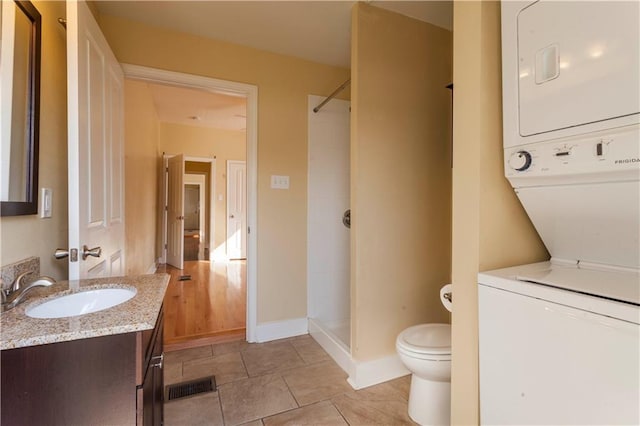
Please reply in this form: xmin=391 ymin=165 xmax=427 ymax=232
xmin=517 ymin=1 xmax=640 ymax=137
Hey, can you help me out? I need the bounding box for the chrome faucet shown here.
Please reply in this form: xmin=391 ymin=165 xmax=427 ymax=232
xmin=1 ymin=272 xmax=56 ymax=313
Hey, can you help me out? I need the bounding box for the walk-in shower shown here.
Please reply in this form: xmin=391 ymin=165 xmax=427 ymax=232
xmin=307 ymin=94 xmax=351 ymax=351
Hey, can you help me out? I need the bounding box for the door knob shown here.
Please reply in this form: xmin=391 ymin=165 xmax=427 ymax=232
xmin=342 ymin=209 xmax=351 ymax=229
xmin=54 ymin=248 xmax=78 ymax=262
xmin=229 ymin=214 xmax=235 ymax=218
xmin=54 ymin=249 xmax=70 ymax=259
xmin=81 ymin=245 xmax=102 ymax=260
xmin=176 ymin=215 xmax=184 ymax=220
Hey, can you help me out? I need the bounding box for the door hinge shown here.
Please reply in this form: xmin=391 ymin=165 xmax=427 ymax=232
xmin=247 ymin=226 xmax=251 ymax=234
xmin=166 ymin=167 xmax=169 ymax=172
xmin=165 ymin=205 xmax=168 ymax=211
xmin=165 ymin=243 xmax=168 ymax=250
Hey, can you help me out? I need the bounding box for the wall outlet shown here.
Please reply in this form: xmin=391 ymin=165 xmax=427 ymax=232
xmin=271 ymin=175 xmax=290 ymax=190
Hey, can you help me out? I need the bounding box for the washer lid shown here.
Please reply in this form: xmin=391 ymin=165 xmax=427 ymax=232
xmin=398 ymin=323 xmax=451 ymax=355
xmin=516 ymin=265 xmax=640 ymax=306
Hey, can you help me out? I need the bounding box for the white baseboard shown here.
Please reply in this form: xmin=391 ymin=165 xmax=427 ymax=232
xmin=348 ymin=354 xmax=410 ymax=390
xmin=309 ymin=319 xmax=354 ymax=378
xmin=308 ymin=318 xmax=409 ymax=390
xmin=212 ymin=254 xmax=228 ymax=262
xmin=255 ymin=317 xmax=308 ymax=343
xmin=146 ymin=261 xmax=158 ymax=274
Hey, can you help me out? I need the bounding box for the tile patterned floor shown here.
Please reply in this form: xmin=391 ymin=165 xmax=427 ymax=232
xmin=164 ymin=335 xmax=417 ymax=425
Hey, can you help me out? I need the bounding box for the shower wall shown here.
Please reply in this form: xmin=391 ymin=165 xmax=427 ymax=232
xmin=307 ymin=94 xmax=351 ymax=348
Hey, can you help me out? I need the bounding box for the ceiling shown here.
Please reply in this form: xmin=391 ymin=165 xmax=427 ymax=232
xmin=147 ymin=82 xmax=247 ymax=131
xmin=97 ymin=1 xmax=451 ymax=131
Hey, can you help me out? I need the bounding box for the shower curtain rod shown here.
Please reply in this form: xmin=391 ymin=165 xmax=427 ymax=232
xmin=313 ymin=78 xmax=351 ymax=113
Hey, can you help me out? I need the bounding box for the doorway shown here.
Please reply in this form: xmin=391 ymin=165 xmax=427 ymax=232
xmin=162 ymin=153 xmax=248 ymax=349
xmin=184 ymin=173 xmax=206 ymax=261
xmin=164 ymin=155 xmax=217 ymax=270
xmin=124 ymin=64 xmax=258 ymax=343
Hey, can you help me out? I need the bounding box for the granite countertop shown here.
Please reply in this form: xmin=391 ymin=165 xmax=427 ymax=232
xmin=0 ymin=273 xmax=169 ymax=350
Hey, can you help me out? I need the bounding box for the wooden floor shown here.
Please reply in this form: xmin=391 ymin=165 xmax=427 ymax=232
xmin=159 ymin=260 xmax=246 ymax=351
xmin=183 ymin=234 xmax=200 ymax=261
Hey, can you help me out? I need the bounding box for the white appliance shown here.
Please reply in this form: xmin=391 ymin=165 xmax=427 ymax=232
xmin=479 ymin=263 xmax=639 ymax=425
xmin=479 ymin=1 xmax=640 ymax=424
xmin=396 ymin=285 xmax=453 ymax=426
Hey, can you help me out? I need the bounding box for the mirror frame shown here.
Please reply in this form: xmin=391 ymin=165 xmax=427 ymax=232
xmin=0 ymin=0 xmax=41 ymax=216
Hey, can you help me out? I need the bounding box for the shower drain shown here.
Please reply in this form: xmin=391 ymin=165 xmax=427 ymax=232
xmin=166 ymin=376 xmax=216 ymax=401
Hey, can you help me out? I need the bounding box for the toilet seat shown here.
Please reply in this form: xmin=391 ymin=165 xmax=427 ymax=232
xmin=396 ymin=323 xmax=451 ymax=358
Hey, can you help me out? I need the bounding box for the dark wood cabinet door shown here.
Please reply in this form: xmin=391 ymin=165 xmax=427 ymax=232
xmin=140 ymin=308 xmax=164 ymax=426
xmin=2 ymin=308 xmax=164 ymax=426
xmin=142 ymin=358 xmax=155 ymax=425
xmin=151 ymin=322 xmax=164 ymax=425
xmin=1 ymin=334 xmax=137 ymax=425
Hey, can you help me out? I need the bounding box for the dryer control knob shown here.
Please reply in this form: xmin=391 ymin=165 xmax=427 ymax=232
xmin=508 ymin=150 xmax=532 ymax=171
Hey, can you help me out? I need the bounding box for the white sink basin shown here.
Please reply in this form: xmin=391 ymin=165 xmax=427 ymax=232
xmin=26 ymin=287 xmax=137 ymax=319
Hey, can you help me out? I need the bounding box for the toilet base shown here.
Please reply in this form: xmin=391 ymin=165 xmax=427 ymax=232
xmin=408 ymin=375 xmax=451 ymax=426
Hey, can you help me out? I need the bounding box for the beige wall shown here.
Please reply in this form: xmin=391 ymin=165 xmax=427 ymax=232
xmin=98 ymin=14 xmax=350 ymax=323
xmin=351 ymin=3 xmax=453 ymax=361
xmin=0 ymin=1 xmax=68 ymax=280
xmin=123 ymin=80 xmax=160 ymax=275
xmin=159 ymin=123 xmax=246 ymax=259
xmin=450 ymin=2 xmax=549 ymax=424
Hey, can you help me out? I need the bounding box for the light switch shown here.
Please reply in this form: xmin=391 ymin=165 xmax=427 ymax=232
xmin=271 ymin=175 xmax=290 ymax=190
xmin=41 ymin=188 xmax=52 ymax=218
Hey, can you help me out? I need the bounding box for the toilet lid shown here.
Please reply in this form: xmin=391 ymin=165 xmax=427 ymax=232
xmin=397 ymin=323 xmax=451 ymax=355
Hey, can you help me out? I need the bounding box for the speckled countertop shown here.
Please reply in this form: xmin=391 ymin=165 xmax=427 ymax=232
xmin=0 ymin=273 xmax=169 ymax=350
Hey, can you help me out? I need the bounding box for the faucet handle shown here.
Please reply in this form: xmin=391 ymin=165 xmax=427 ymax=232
xmin=11 ymin=272 xmax=32 ymax=292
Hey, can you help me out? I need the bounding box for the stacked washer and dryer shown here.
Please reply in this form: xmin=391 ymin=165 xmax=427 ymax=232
xmin=479 ymin=1 xmax=640 ymax=425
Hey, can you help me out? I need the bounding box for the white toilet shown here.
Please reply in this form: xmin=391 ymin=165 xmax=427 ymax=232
xmin=396 ymin=289 xmax=452 ymax=426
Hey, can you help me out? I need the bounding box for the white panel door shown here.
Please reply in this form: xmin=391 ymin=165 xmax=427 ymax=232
xmin=226 ymin=160 xmax=246 ymax=259
xmin=166 ymin=154 xmax=184 ymax=269
xmin=67 ymin=0 xmax=124 ymax=279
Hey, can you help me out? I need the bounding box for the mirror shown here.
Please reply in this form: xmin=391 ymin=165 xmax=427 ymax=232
xmin=0 ymin=0 xmax=41 ymax=216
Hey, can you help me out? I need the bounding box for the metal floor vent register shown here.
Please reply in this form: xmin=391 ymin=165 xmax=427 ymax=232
xmin=166 ymin=376 xmax=216 ymax=401
xmin=178 ymin=275 xmax=191 ymax=281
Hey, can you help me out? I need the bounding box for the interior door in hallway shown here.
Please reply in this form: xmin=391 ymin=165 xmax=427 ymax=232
xmin=227 ymin=160 xmax=246 ymax=259
xmin=67 ymin=1 xmax=124 ymax=279
xmin=183 ymin=185 xmax=200 ymax=231
xmin=166 ymin=154 xmax=185 ymax=269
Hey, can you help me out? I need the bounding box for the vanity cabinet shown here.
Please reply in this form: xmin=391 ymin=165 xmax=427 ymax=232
xmin=138 ymin=309 xmax=164 ymax=425
xmin=1 ymin=307 xmax=164 ymax=425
